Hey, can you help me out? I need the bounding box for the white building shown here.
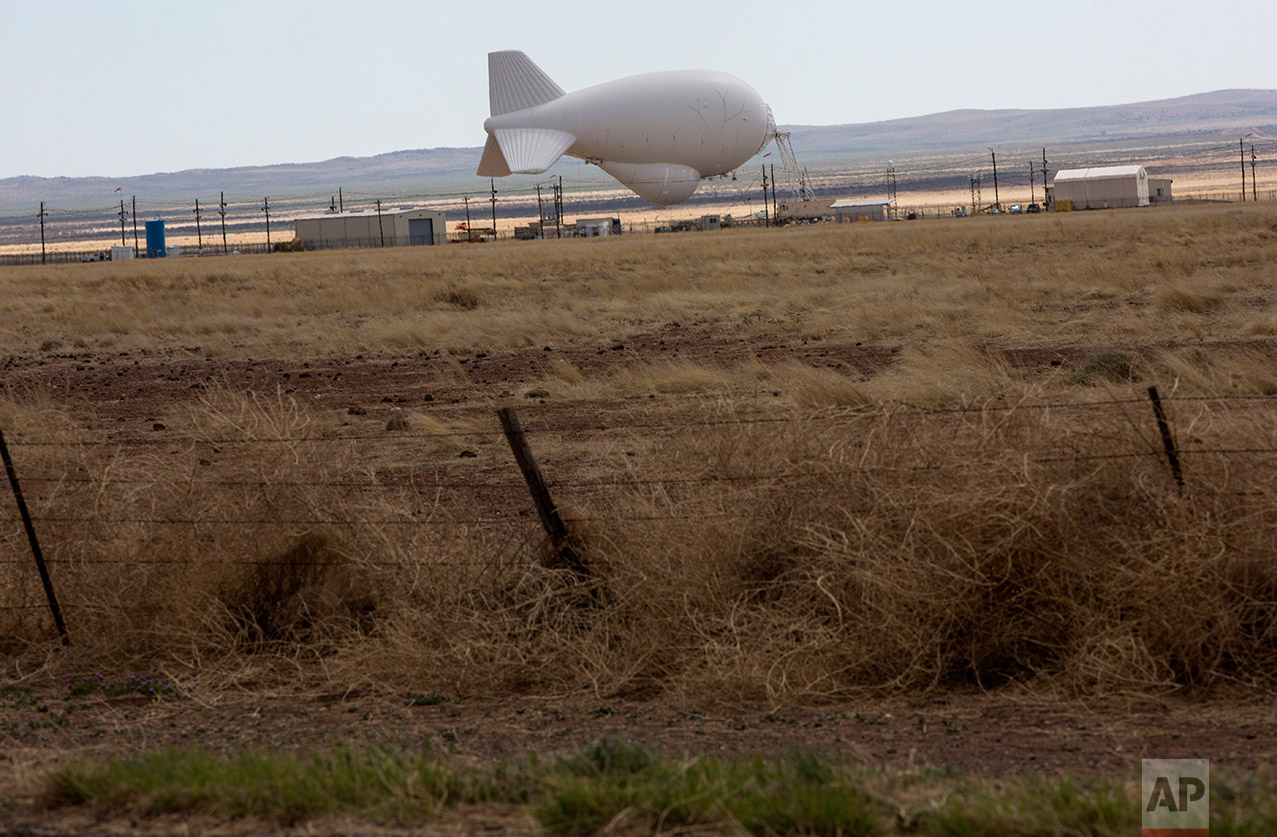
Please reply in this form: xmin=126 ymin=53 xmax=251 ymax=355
xmin=293 ymin=208 xmax=446 ymax=250
xmin=1051 ymin=166 xmax=1149 ymax=210
xmin=832 ymin=200 xmax=891 ymax=222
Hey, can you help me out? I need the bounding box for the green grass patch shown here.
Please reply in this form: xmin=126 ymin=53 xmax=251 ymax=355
xmin=38 ymin=739 xmax=1277 ymax=834
xmin=43 ymin=745 xmax=537 ymax=826
xmin=537 ymin=742 xmax=885 ymax=836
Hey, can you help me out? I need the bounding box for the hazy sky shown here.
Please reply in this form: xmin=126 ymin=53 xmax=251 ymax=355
xmin=3 ymin=0 xmax=1275 ymax=179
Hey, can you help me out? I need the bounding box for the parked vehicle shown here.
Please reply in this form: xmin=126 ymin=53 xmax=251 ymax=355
xmin=1008 ymin=204 xmax=1023 ymax=214
xmin=1026 ymin=203 xmax=1042 ymax=213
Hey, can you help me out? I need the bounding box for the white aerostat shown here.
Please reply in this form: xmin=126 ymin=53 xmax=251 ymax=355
xmin=477 ymin=51 xmax=774 ymax=205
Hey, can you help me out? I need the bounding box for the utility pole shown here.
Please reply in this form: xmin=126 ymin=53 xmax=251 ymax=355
xmin=1042 ymin=148 xmax=1049 ymax=209
xmin=1251 ymin=145 xmax=1259 ymax=202
xmin=38 ymin=202 xmax=47 ymax=264
xmin=770 ymin=163 xmax=778 ymax=222
xmin=535 ymin=184 xmax=544 ymax=238
xmin=338 ymin=187 xmax=343 ymax=213
xmin=490 ymin=178 xmax=498 ymax=240
xmin=761 ymin=165 xmax=770 ymax=227
xmin=375 ymin=199 xmax=385 ymax=247
xmin=463 ymin=195 xmax=472 ymax=241
xmin=262 ymin=196 xmax=271 ymax=249
xmin=219 ymin=191 xmax=228 ymax=254
xmin=989 ymin=148 xmax=1000 ymax=211
xmin=118 ymin=200 xmax=127 ymax=246
xmin=329 ymin=195 xmax=336 ymax=213
xmin=131 ymin=196 xmax=139 ymax=257
xmin=1029 ymin=162 xmax=1036 ymax=205
xmin=1241 ymin=137 xmax=1248 ymax=201
xmin=553 ymin=178 xmax=563 ymax=238
xmin=192 ymin=198 xmax=203 ymax=253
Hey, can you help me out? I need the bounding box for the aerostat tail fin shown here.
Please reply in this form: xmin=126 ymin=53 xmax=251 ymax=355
xmin=493 ymin=128 xmax=575 ymax=175
xmin=477 ymin=134 xmax=511 ymax=177
xmin=480 ymin=52 xmax=574 ymax=176
xmin=488 ymin=51 xmax=564 ymax=117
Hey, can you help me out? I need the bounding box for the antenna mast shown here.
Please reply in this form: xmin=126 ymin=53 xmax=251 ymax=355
xmin=886 ymin=161 xmax=897 ymax=219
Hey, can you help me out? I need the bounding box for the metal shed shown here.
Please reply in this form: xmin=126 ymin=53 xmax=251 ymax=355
xmin=293 ymin=208 xmax=447 ymax=250
xmin=1051 ymin=166 xmax=1149 ymax=210
xmin=832 ymin=200 xmax=890 ymax=222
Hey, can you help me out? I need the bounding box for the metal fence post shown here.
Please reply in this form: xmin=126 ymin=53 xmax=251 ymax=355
xmin=0 ymin=427 xmax=69 ymax=644
xmin=1147 ymin=386 xmax=1185 ymax=494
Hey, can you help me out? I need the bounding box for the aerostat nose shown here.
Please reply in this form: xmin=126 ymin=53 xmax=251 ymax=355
xmin=763 ymin=104 xmax=777 ymax=145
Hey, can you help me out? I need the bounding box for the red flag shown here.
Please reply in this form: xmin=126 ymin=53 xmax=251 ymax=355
xmin=114 ymin=187 xmax=121 ymax=192
xmin=763 ymin=152 xmax=772 ymax=157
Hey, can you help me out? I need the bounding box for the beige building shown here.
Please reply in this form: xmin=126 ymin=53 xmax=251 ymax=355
xmin=778 ymin=198 xmax=835 ymax=221
xmin=1148 ymin=178 xmax=1173 ymax=203
xmin=1051 ymin=166 xmax=1150 ymax=210
xmin=293 ymin=208 xmax=447 ymax=249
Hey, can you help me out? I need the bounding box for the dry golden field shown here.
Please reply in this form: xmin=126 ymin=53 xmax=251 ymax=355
xmin=2 ymin=203 xmax=1277 ymax=803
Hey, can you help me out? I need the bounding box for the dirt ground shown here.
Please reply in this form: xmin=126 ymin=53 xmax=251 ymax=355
xmin=4 ymin=688 xmax=1276 ymax=781
xmin=1 ymin=689 xmax=1274 ymax=835
xmin=4 ymin=329 xmax=1277 ymax=834
xmin=0 ymin=321 xmax=1124 ymax=434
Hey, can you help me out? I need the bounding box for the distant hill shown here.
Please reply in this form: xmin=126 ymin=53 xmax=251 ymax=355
xmin=0 ymin=147 xmax=485 ymax=215
xmin=783 ymin=89 xmax=1277 ymax=161
xmin=2 ymin=89 xmax=1274 ymax=215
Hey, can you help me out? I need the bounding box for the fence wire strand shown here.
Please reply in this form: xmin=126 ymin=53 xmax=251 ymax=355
xmin=4 ymin=393 xmax=1277 ymax=622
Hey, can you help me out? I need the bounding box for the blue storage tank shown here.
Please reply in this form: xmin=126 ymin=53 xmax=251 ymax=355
xmin=145 ymin=219 xmax=167 ymax=258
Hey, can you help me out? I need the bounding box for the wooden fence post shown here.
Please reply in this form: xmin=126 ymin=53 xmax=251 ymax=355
xmin=497 ymin=407 xmax=587 ymax=578
xmin=0 ymin=427 xmax=69 ymax=645
xmin=1147 ymin=386 xmax=1185 ymax=494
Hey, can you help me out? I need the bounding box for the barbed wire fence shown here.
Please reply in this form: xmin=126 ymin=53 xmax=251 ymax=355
xmin=5 ymin=389 xmax=1277 ymax=645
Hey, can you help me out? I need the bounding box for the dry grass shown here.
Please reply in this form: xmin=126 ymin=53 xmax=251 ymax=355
xmin=5 ymin=384 xmax=1277 ymax=704
xmin=2 ymin=203 xmax=1275 ymax=361
xmin=585 ymin=399 xmax=1277 ymax=701
xmin=3 ymin=203 xmax=1277 ymax=704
